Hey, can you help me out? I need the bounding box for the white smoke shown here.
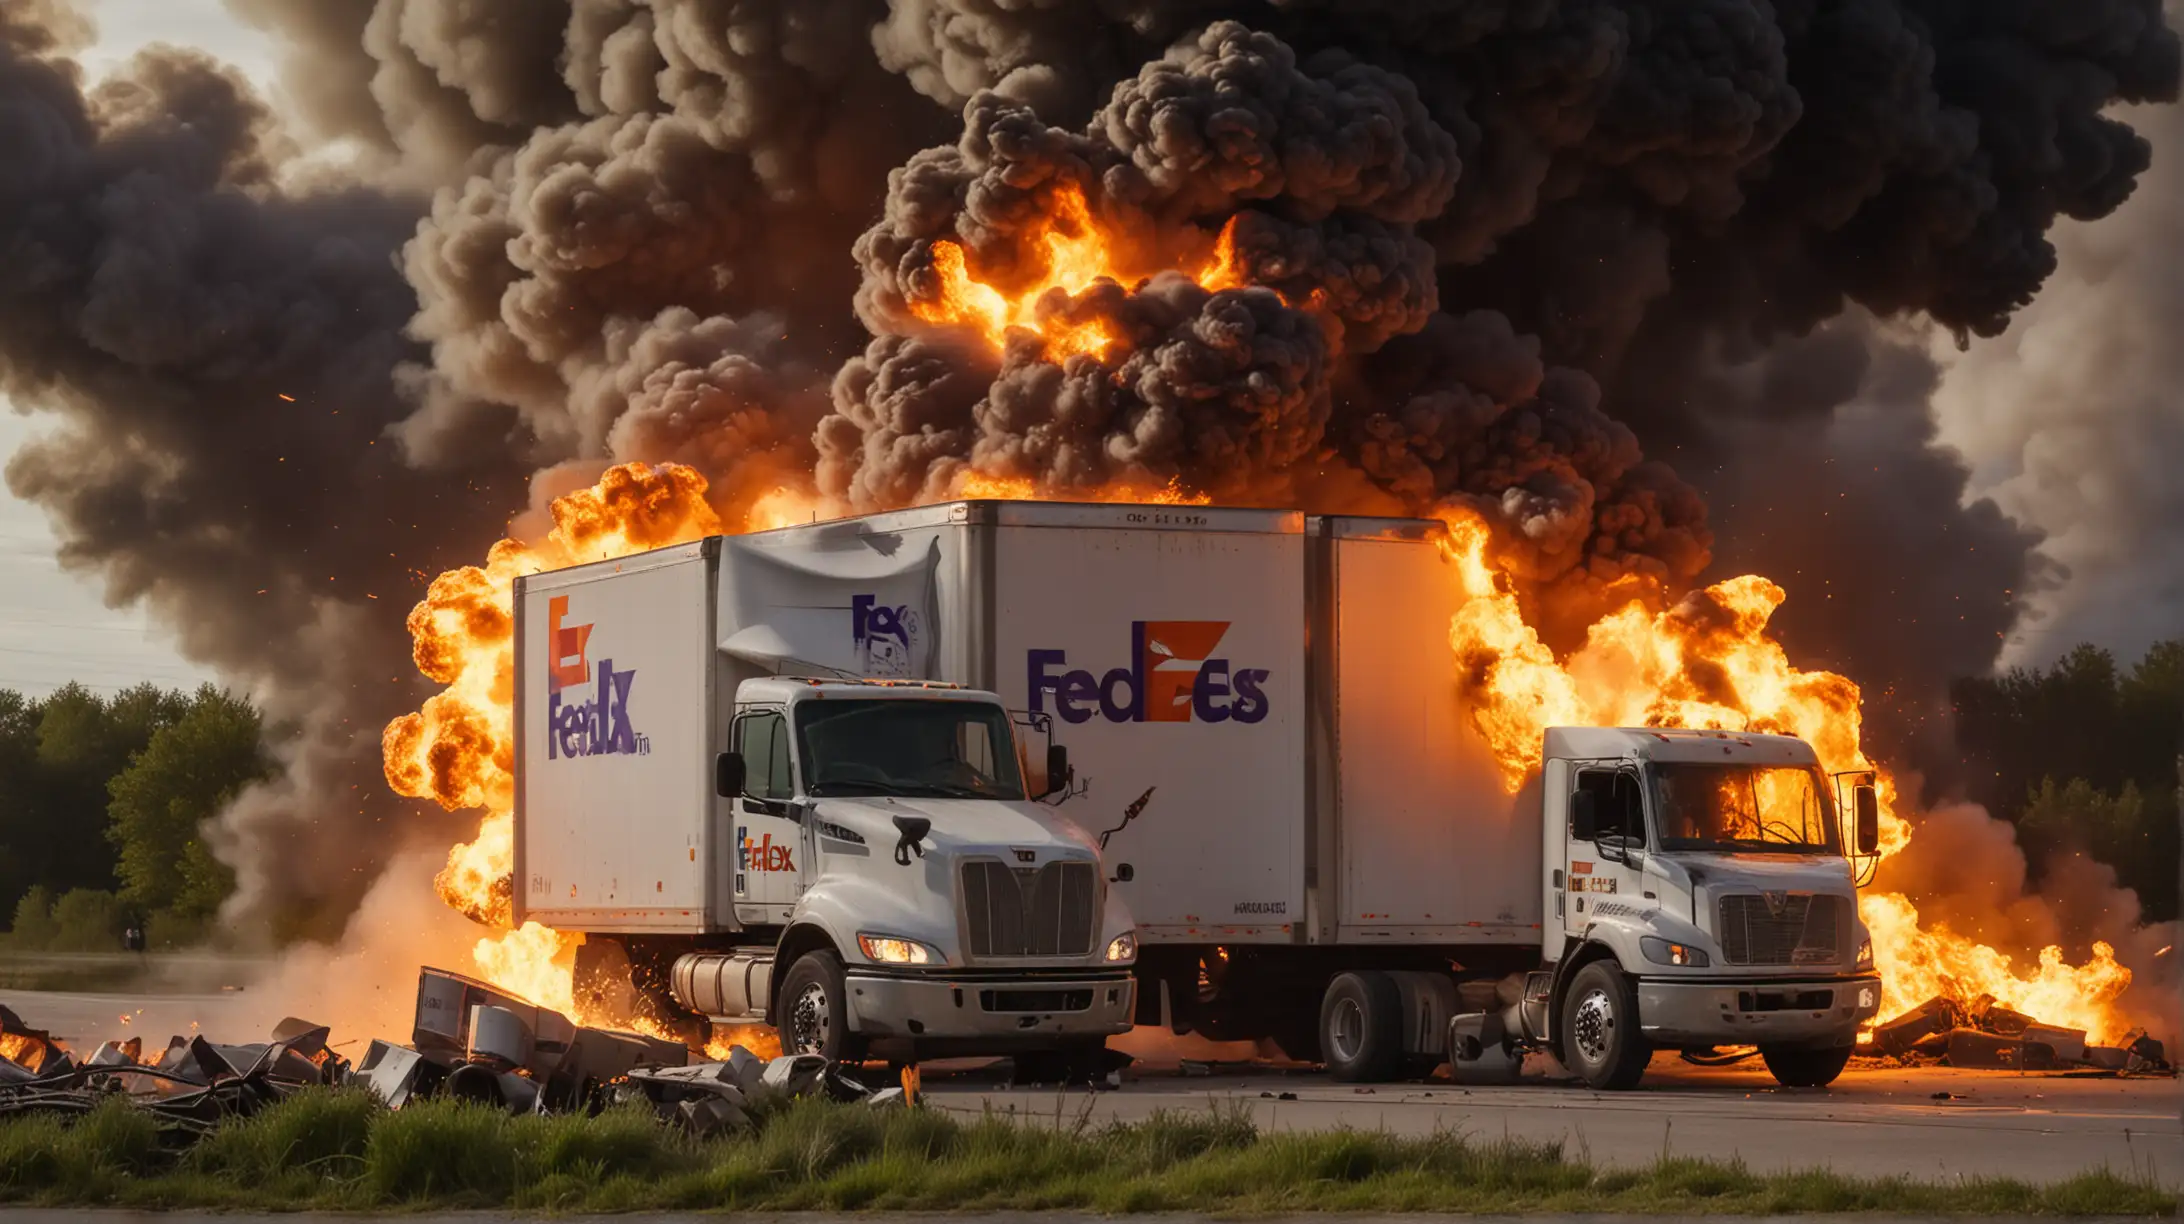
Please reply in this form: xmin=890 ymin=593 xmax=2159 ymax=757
xmin=1931 ymin=95 xmax=2184 ymax=668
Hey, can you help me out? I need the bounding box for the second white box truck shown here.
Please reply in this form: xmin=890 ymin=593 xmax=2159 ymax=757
xmin=519 ymin=500 xmax=1883 ymax=1088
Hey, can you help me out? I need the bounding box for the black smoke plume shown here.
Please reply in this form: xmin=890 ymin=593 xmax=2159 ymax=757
xmin=0 ymin=0 xmax=2174 ymax=940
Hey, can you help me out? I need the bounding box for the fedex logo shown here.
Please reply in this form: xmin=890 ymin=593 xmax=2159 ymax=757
xmin=1028 ymin=621 xmax=1270 ymax=725
xmin=851 ymin=593 xmax=920 ymax=678
xmin=738 ymin=829 xmax=795 ymax=873
xmin=544 ymin=595 xmax=648 ymax=760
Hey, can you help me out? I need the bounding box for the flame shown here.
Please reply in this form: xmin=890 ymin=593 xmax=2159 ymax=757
xmin=0 ymin=1032 xmax=47 ymax=1072
xmin=706 ymin=1024 xmax=783 ymax=1061
xmin=909 ymin=183 xmax=1242 ymax=360
xmin=1860 ymin=894 xmax=2131 ymax=1039
xmin=952 ymin=471 xmax=1210 ymax=506
xmin=1436 ymin=505 xmax=2133 ymax=1043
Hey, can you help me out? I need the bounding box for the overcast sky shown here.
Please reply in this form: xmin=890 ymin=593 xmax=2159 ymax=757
xmin=0 ymin=0 xmax=273 ymax=697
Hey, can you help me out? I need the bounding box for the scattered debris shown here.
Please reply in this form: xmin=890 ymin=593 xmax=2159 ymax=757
xmin=1869 ymin=997 xmax=1958 ymax=1057
xmin=0 ymin=1009 xmax=348 ymax=1141
xmin=0 ymin=964 xmax=923 ymax=1144
xmin=1868 ymin=992 xmax=2172 ymax=1077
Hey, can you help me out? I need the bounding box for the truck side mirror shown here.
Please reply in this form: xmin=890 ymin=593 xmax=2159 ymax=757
xmin=1043 ymin=744 xmax=1070 ymax=796
xmin=715 ymin=752 xmax=746 ymax=799
xmin=1570 ymin=790 xmax=1599 ymax=842
xmin=1854 ymin=784 xmax=1880 ymax=856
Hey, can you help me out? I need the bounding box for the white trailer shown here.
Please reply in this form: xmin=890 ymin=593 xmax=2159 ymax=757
xmin=520 ymin=501 xmax=1884 ymax=1087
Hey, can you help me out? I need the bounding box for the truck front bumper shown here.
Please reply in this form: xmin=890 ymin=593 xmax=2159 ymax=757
xmin=843 ymin=969 xmax=1135 ymax=1052
xmin=1638 ymin=974 xmax=1882 ymax=1048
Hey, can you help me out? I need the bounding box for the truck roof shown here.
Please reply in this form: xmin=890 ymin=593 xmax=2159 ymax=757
xmin=736 ymin=676 xmax=1001 ymax=706
xmin=1544 ymin=726 xmax=1822 ymax=767
xmin=741 ymin=499 xmax=1302 ymax=538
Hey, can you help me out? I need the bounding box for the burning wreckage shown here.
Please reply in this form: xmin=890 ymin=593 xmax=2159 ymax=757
xmin=1862 ymin=993 xmax=2170 ymax=1076
xmin=0 ymin=968 xmax=906 ymax=1145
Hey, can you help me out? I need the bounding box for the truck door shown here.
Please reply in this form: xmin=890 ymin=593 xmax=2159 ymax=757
xmin=1567 ymin=766 xmax=1648 ymax=927
xmin=730 ymin=708 xmax=805 ymax=923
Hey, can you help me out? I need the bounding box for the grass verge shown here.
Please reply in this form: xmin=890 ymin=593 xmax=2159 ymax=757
xmin=0 ymin=1088 xmax=2172 ymax=1214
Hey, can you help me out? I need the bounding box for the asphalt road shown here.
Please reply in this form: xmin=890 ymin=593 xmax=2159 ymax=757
xmin=7 ymin=988 xmax=2180 ymax=1186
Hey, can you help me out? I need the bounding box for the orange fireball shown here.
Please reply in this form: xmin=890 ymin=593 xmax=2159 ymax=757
xmin=909 ymin=183 xmax=1245 ymax=360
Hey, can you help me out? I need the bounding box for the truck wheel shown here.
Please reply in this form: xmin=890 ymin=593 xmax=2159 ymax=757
xmin=1319 ymin=971 xmax=1403 ymax=1082
xmin=1559 ymin=961 xmax=1650 ymax=1090
xmin=778 ymin=950 xmax=852 ymax=1060
xmin=1760 ymin=1044 xmax=1852 ymax=1088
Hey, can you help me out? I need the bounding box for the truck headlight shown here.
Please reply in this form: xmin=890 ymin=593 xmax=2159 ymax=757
xmin=1640 ymin=935 xmax=1710 ymax=967
xmin=1104 ymin=931 xmax=1138 ymax=963
xmin=1855 ymin=935 xmax=1874 ymax=970
xmin=857 ymin=933 xmax=942 ymax=965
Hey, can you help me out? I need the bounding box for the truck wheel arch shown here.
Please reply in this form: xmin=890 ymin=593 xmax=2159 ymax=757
xmin=1546 ymin=937 xmax=1620 ymax=1062
xmin=766 ymin=924 xmax=841 ymax=1028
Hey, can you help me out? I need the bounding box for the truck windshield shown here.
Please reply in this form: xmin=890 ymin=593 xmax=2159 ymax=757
xmin=1650 ymin=763 xmax=1839 ymax=854
xmin=796 ymin=700 xmax=1026 ymax=801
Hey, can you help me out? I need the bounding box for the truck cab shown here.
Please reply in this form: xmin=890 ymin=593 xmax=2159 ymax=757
xmin=680 ymin=677 xmax=1138 ymax=1065
xmin=1463 ymin=727 xmax=1883 ymax=1089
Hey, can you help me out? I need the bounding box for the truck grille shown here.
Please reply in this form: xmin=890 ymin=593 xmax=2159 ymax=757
xmin=961 ymin=859 xmax=1097 ymax=959
xmin=1717 ymin=893 xmax=1847 ymax=966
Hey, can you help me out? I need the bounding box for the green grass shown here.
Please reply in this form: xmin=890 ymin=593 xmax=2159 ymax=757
xmin=0 ymin=949 xmax=266 ymax=993
xmin=0 ymin=1089 xmax=2171 ymax=1214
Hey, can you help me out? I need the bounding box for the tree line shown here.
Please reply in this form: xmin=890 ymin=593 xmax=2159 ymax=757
xmin=0 ymin=683 xmax=269 ymax=951
xmin=1952 ymin=639 xmax=2182 ymax=923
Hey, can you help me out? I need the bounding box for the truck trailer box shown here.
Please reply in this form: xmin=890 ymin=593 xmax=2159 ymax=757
xmin=710 ymin=501 xmax=1309 ymax=945
xmin=1303 ymin=516 xmax=1540 ymax=947
xmin=514 ymin=540 xmax=718 ymax=930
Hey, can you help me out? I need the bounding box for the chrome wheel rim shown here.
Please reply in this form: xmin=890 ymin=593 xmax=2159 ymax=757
xmin=1328 ymin=997 xmax=1366 ymax=1063
xmin=788 ymin=980 xmax=831 ymax=1054
xmin=1571 ymin=987 xmax=1615 ymax=1065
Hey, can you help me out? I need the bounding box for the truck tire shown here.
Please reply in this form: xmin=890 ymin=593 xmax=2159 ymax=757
xmin=1319 ymin=971 xmax=1403 ymax=1082
xmin=778 ymin=950 xmax=852 ymax=1061
xmin=1760 ymin=1044 xmax=1852 ymax=1088
xmin=1559 ymin=961 xmax=1650 ymax=1090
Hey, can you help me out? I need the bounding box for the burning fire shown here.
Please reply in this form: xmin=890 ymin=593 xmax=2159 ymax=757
xmin=910 ymin=183 xmax=1241 ymax=358
xmin=951 ymin=471 xmax=1210 ymax=506
xmin=1436 ymin=507 xmax=2134 ymax=1042
xmin=386 ymin=320 xmax=2134 ymax=1053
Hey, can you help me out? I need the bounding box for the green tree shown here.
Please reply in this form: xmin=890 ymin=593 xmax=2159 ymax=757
xmin=26 ymin=683 xmax=190 ymax=899
xmin=0 ymin=690 xmax=48 ymax=919
xmin=45 ymin=887 xmax=124 ymax=952
xmin=106 ymin=686 xmax=269 ymax=935
xmin=1953 ymin=638 xmax=2183 ymax=922
xmin=6 ymin=885 xmax=58 ymax=948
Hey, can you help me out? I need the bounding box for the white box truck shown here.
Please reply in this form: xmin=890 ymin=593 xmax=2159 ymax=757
xmin=519 ymin=501 xmax=1884 ymax=1088
xmin=511 ymin=539 xmax=1140 ymax=1070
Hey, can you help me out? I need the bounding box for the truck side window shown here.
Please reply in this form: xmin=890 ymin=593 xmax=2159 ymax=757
xmin=1574 ymin=769 xmax=1645 ymax=842
xmin=1610 ymin=770 xmax=1645 ymax=844
xmin=735 ymin=712 xmax=794 ymax=800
